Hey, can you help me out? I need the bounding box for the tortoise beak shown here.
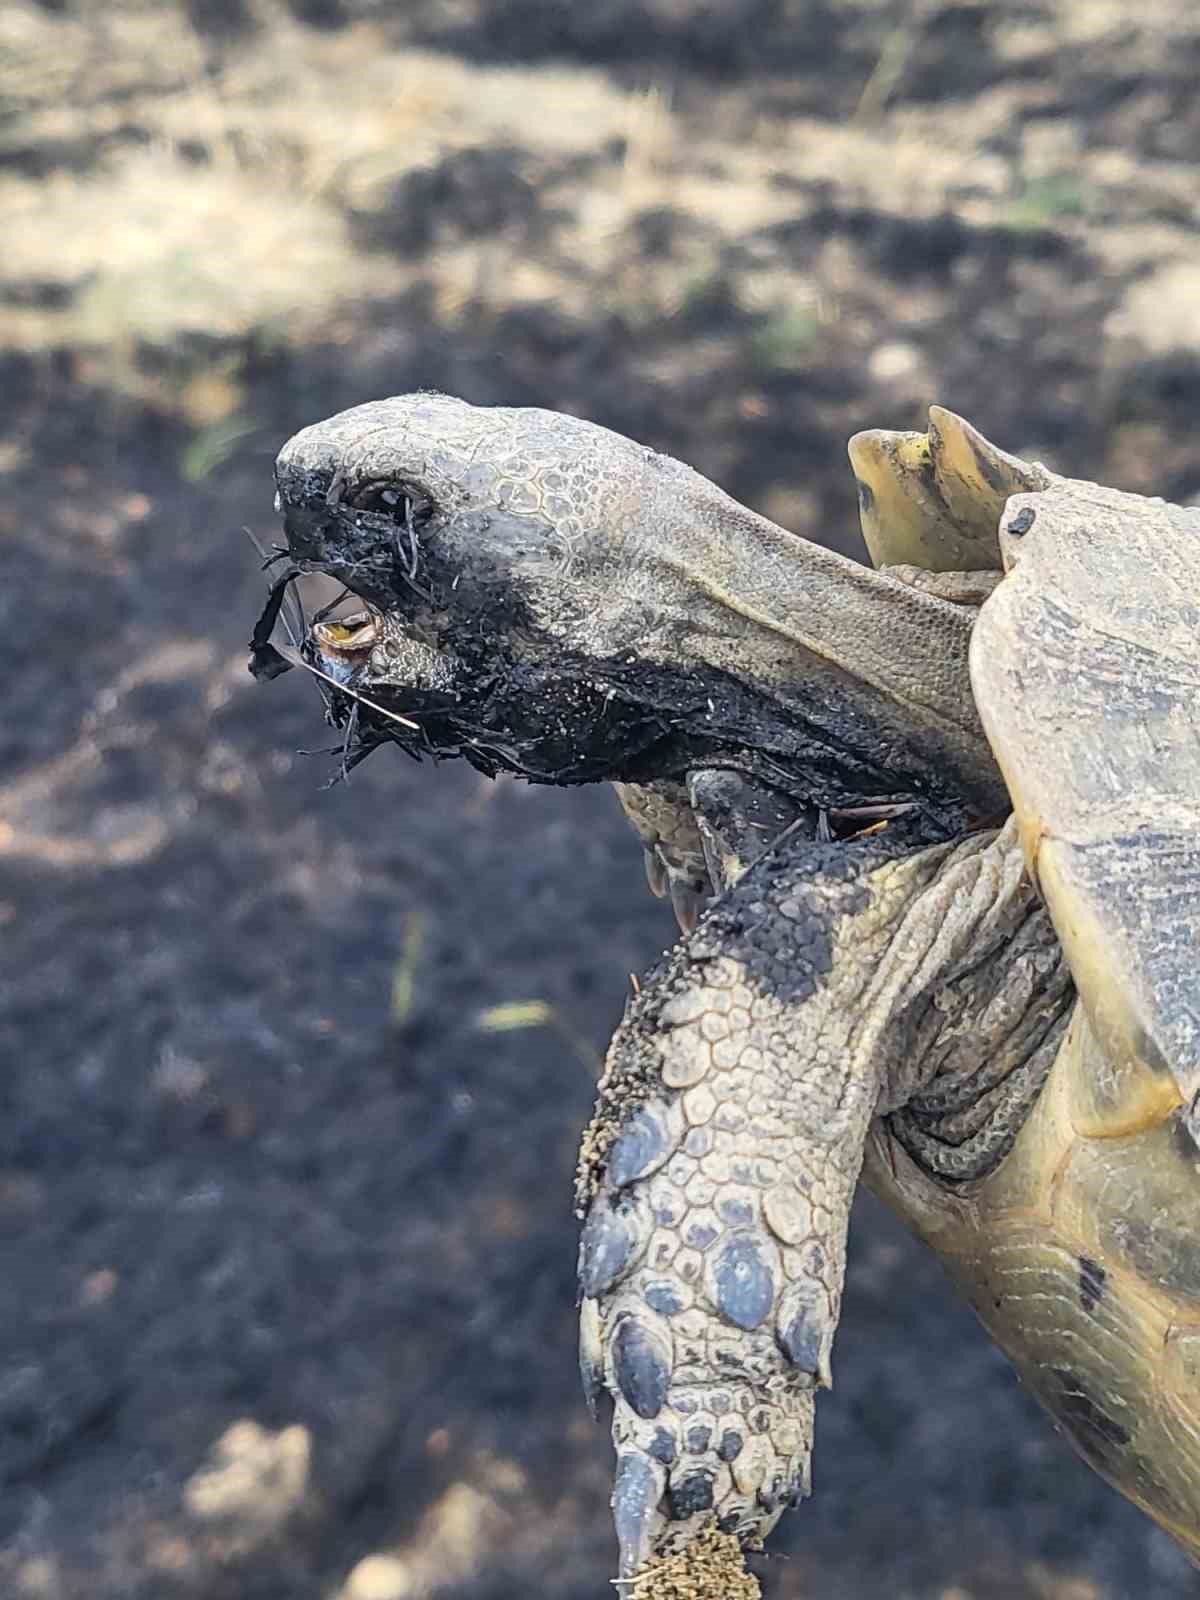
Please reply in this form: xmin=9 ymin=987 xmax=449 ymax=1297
xmin=312 ymin=611 xmax=381 ymax=657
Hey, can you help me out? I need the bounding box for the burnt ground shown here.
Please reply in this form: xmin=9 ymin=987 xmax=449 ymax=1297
xmin=3 ymin=2 xmax=1200 ymax=1596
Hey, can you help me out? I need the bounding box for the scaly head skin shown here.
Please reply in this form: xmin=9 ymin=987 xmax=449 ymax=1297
xmin=267 ymin=391 xmax=1007 ymax=825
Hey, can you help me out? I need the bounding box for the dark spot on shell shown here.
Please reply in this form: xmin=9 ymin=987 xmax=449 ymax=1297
xmin=648 ymin=1428 xmax=676 ymax=1465
xmin=908 ymin=445 xmax=953 ymax=514
xmin=1078 ymin=1256 xmax=1106 ymax=1314
xmin=751 ymin=1409 xmax=771 ymax=1435
xmin=856 ymin=477 xmax=875 ymax=513
xmin=967 ymin=432 xmax=1008 ymax=495
xmin=1007 ymin=506 xmax=1036 ymax=536
xmin=1176 ymin=1102 xmax=1200 ymax=1159
xmin=717 ymin=1429 xmax=743 ymax=1462
xmin=717 ymin=1196 xmax=754 ymax=1226
xmin=1113 ymin=1213 xmax=1200 ymax=1298
xmin=643 ymin=1282 xmax=683 ymax=1317
xmin=686 ymin=1424 xmax=712 ymax=1454
xmin=1049 ymin=1367 xmax=1132 ymax=1470
xmin=669 ymin=1471 xmax=715 ymax=1518
xmin=578 ymin=1201 xmax=640 ymax=1298
xmin=613 ymin=1317 xmax=672 ymax=1420
xmin=1132 ymin=1023 xmax=1170 ymax=1076
xmin=714 ymin=1232 xmax=775 ymax=1330
xmin=687 ymin=1223 xmax=718 ymax=1249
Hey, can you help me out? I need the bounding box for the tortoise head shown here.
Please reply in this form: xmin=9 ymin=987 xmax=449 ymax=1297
xmin=262 ymin=392 xmax=1004 ymax=820
xmin=267 ymin=392 xmax=785 ymax=784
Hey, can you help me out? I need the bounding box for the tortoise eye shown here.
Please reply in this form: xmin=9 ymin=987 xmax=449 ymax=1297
xmin=351 ymin=481 xmax=435 ymax=527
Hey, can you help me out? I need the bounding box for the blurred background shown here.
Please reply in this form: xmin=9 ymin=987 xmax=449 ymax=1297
xmin=2 ymin=2 xmax=1199 ymax=1596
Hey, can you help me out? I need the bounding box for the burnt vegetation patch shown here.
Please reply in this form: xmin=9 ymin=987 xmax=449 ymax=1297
xmin=397 ymin=0 xmax=853 ymax=83
xmin=349 ymin=144 xmax=564 ymax=259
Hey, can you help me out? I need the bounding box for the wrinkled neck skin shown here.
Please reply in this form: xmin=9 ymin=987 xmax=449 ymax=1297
xmin=681 ymin=810 xmax=1075 ymax=1191
xmin=274 ymin=397 xmax=1008 ymax=830
xmin=541 ymin=487 xmax=1005 ymax=825
xmin=862 ymin=818 xmax=1074 ymax=1180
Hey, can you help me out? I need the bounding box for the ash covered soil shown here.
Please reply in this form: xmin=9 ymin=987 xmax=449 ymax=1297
xmin=2 ymin=2 xmax=1200 ymax=1596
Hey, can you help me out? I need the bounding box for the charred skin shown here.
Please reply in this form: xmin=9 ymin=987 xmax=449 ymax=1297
xmin=267 ymin=394 xmax=1005 ymax=823
xmin=254 ymin=394 xmax=1200 ymax=1583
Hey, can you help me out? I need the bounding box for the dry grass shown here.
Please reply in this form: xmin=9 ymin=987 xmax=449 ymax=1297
xmin=6 ymin=0 xmax=1196 ymax=425
xmin=1 ymin=3 xmax=639 ymax=366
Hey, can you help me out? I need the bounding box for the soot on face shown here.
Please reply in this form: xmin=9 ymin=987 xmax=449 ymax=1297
xmin=264 ymin=453 xmax=978 ymax=827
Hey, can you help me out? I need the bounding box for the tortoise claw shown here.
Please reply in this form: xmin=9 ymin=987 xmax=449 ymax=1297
xmin=644 ymin=846 xmax=669 ymax=898
xmin=579 ymin=1296 xmax=605 ymax=1420
xmin=613 ymin=1452 xmax=668 ymax=1577
xmin=668 ymin=875 xmax=706 ymax=935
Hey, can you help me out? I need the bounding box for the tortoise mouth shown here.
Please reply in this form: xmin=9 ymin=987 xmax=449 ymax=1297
xmin=312 ymin=609 xmax=381 ymax=658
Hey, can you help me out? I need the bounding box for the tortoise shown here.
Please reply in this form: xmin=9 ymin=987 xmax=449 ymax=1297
xmin=252 ymin=394 xmax=1200 ymax=1591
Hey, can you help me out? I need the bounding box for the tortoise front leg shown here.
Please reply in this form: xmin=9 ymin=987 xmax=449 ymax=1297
xmin=576 ymin=820 xmax=971 ymax=1581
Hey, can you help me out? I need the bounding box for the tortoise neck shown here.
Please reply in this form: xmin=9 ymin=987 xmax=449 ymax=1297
xmin=639 ymin=496 xmax=1007 ymax=820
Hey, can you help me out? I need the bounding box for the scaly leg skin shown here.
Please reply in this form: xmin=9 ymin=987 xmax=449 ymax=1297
xmin=685 ymin=770 xmax=815 ymax=892
xmin=576 ymin=817 xmax=980 ymax=1588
